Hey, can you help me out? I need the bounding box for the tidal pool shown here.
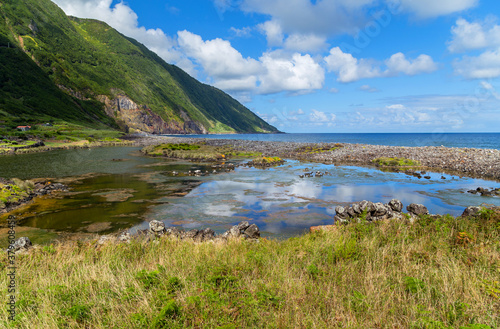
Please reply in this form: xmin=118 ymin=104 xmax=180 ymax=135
xmin=1 ymin=147 xmax=499 ymax=239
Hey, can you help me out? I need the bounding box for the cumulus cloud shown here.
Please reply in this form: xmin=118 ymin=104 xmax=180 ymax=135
xmin=310 ymin=109 xmax=336 ymax=123
xmin=453 ymin=49 xmax=500 ymax=79
xmin=324 ymin=47 xmax=437 ymax=82
xmin=242 ymin=0 xmax=374 ymax=37
xmin=258 ymin=20 xmax=284 ymax=47
xmin=177 ymin=30 xmax=262 ymax=81
xmin=388 ymin=0 xmax=478 ymax=19
xmin=448 ymin=18 xmax=500 ymax=53
xmin=284 ymin=33 xmax=328 ymax=53
xmin=258 ymin=51 xmax=325 ymax=94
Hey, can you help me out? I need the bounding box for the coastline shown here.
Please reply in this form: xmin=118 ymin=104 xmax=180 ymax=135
xmin=132 ymin=135 xmax=500 ymax=181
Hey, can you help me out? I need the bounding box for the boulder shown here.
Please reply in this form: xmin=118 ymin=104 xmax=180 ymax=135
xmin=406 ymin=203 xmax=429 ymax=216
xmin=372 ymin=202 xmax=388 ymax=217
xmin=9 ymin=237 xmax=33 ymax=253
xmin=461 ymin=206 xmax=482 ymax=218
xmin=200 ymin=228 xmax=215 ymax=241
xmin=243 ymin=224 xmax=260 ymax=239
xmin=184 ymin=229 xmax=199 ymax=239
xmin=237 ymin=221 xmax=250 ymax=231
xmin=388 ymin=199 xmax=403 ymax=213
xmin=334 ymin=215 xmax=350 ymax=224
xmin=335 ymin=206 xmax=348 ymax=218
xmin=149 ymin=220 xmax=166 ymax=235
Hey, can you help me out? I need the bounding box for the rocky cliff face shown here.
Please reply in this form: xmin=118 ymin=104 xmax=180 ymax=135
xmin=97 ymin=94 xmax=207 ymax=134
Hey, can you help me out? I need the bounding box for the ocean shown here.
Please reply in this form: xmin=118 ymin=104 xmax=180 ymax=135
xmin=164 ymin=133 xmax=500 ymax=150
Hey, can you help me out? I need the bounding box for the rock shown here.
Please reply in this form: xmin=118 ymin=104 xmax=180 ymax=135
xmin=406 ymin=203 xmax=429 ymax=216
xmin=388 ymin=199 xmax=403 ymax=213
xmin=243 ymin=224 xmax=260 ymax=239
xmin=334 ymin=215 xmax=350 ymax=224
xmin=9 ymin=237 xmax=32 ymax=253
xmin=165 ymin=227 xmax=184 ymax=237
xmin=461 ymin=206 xmax=482 ymax=218
xmin=117 ymin=232 xmax=131 ymax=243
xmin=372 ymin=202 xmax=388 ymax=217
xmin=335 ymin=206 xmax=348 ymax=218
xmin=347 ymin=206 xmax=357 ymax=217
xmin=149 ymin=220 xmax=166 ymax=234
xmin=184 ymin=229 xmax=199 ymax=239
xmin=351 ymin=202 xmax=361 ymax=214
xmin=237 ymin=221 xmax=250 ymax=231
xmin=200 ymin=228 xmax=215 ymax=241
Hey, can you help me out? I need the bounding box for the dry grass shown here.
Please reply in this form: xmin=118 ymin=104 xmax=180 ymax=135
xmin=1 ymin=211 xmax=499 ymax=328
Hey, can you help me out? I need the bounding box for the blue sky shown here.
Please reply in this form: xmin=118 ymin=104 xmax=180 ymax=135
xmin=51 ymin=0 xmax=500 ymax=133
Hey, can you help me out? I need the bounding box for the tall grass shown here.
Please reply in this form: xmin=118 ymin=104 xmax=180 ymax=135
xmin=1 ymin=212 xmax=499 ymax=328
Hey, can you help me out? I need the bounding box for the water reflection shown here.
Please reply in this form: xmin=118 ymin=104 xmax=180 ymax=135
xmin=1 ymin=148 xmax=499 ymax=239
xmin=147 ymin=160 xmax=500 ymax=238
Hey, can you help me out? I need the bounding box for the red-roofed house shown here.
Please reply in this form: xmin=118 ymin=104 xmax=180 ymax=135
xmin=17 ymin=125 xmax=31 ymax=131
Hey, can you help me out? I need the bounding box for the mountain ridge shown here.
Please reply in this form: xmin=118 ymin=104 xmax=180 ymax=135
xmin=0 ymin=0 xmax=279 ymax=134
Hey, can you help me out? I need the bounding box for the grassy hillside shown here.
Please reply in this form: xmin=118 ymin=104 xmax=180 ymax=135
xmin=0 ymin=0 xmax=278 ymax=134
xmin=1 ymin=211 xmax=499 ymax=328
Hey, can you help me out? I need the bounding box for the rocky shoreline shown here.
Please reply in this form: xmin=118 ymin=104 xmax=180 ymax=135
xmin=129 ymin=135 xmax=500 ymax=181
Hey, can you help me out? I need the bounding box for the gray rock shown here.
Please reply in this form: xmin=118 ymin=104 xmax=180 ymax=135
xmin=243 ymin=224 xmax=260 ymax=239
xmin=406 ymin=203 xmax=429 ymax=216
xmin=237 ymin=221 xmax=250 ymax=231
xmin=165 ymin=227 xmax=184 ymax=237
xmin=334 ymin=215 xmax=350 ymax=224
xmin=372 ymin=202 xmax=388 ymax=217
xmin=117 ymin=232 xmax=131 ymax=243
xmin=335 ymin=206 xmax=348 ymax=218
xmin=351 ymin=203 xmax=361 ymax=214
xmin=200 ymin=228 xmax=215 ymax=241
xmin=388 ymin=199 xmax=403 ymax=213
xmin=347 ymin=206 xmax=357 ymax=217
xmin=9 ymin=237 xmax=33 ymax=253
xmin=184 ymin=229 xmax=199 ymax=239
xmin=149 ymin=220 xmax=166 ymax=234
xmin=461 ymin=206 xmax=482 ymax=218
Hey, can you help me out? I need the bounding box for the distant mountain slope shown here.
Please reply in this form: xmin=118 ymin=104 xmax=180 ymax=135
xmin=0 ymin=0 xmax=278 ymax=134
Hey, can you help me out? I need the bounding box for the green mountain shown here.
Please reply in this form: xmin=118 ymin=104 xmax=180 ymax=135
xmin=0 ymin=0 xmax=279 ymax=134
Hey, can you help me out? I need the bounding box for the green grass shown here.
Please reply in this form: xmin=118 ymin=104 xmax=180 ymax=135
xmin=373 ymin=157 xmax=421 ymax=167
xmin=0 ymin=178 xmax=34 ymax=206
xmin=3 ymin=211 xmax=498 ymax=328
xmin=142 ymin=143 xmax=232 ymax=161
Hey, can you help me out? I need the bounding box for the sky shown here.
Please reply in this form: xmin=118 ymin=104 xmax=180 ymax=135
xmin=50 ymin=0 xmax=500 ymax=133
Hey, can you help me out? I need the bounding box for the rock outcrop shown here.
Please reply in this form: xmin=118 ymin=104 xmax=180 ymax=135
xmin=97 ymin=94 xmax=207 ymax=135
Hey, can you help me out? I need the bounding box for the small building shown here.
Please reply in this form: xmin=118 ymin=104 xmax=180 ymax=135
xmin=17 ymin=125 xmax=31 ymax=131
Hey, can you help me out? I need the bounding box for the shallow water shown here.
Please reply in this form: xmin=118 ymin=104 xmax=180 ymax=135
xmin=1 ymin=147 xmax=499 ymax=238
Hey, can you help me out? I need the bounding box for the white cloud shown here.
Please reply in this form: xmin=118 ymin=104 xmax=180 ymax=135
xmin=177 ymin=30 xmax=262 ymax=90
xmin=230 ymin=26 xmax=253 ymax=38
xmin=243 ymin=0 xmax=374 ymax=37
xmin=284 ymin=34 xmax=328 ymax=53
xmin=389 ymin=0 xmax=478 ymax=19
xmin=453 ymin=49 xmax=500 ymax=79
xmin=258 ymin=20 xmax=284 ymax=47
xmin=324 ymin=47 xmax=437 ymax=83
xmin=448 ymin=18 xmax=500 ymax=53
xmin=258 ymin=51 xmax=325 ymax=94
xmin=385 ymin=53 xmax=438 ymax=75
xmin=360 ymin=84 xmax=379 ymax=92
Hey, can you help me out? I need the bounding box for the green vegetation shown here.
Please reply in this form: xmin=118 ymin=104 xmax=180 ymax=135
xmin=249 ymin=156 xmax=285 ymax=167
xmin=0 ymin=0 xmax=278 ymax=134
xmin=142 ymin=143 xmax=231 ymax=161
xmin=0 ymin=178 xmax=33 ymax=208
xmin=1 ymin=210 xmax=499 ymax=328
xmin=373 ymin=156 xmax=421 ymax=167
xmin=295 ymin=144 xmax=343 ymax=154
